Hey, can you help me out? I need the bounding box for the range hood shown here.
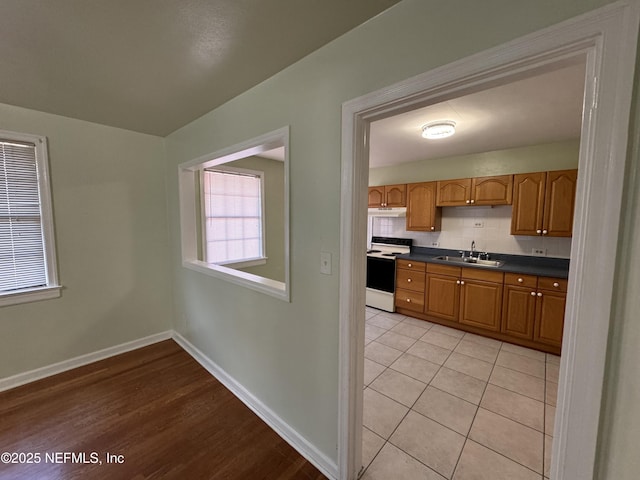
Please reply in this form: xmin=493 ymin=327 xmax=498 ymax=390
xmin=367 ymin=207 xmax=407 ymax=217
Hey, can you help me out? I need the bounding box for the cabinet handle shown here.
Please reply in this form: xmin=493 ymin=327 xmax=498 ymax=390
xmin=531 ymin=291 xmax=536 ymax=296
xmin=430 ymin=226 xmax=435 ymax=231
xmin=470 ymin=199 xmax=475 ymax=204
xmin=456 ymin=280 xmax=461 ymax=285
xmin=406 ymin=298 xmax=411 ymax=303
xmin=407 ymin=263 xmax=412 ymax=267
xmin=537 ymin=292 xmax=543 ymax=297
xmin=542 ymin=229 xmax=548 ymax=235
xmin=460 ymin=281 xmax=465 ymax=285
xmin=518 ymin=278 xmax=523 ymax=283
xmin=553 ymin=282 xmax=559 ymax=288
xmin=407 ymin=278 xmax=412 ymax=283
xmin=536 ymin=229 xmax=542 ymax=234
xmin=466 ymin=200 xmax=470 ymax=204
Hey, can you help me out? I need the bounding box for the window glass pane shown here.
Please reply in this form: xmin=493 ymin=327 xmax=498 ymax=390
xmin=203 ymin=169 xmax=263 ymax=263
xmin=0 ymin=141 xmax=48 ymax=293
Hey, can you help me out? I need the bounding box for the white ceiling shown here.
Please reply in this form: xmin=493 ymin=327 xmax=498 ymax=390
xmin=369 ymin=61 xmax=586 ymax=168
xmin=0 ymin=0 xmax=400 ymax=136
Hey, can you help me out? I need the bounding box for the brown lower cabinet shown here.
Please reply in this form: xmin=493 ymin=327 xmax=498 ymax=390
xmin=395 ymin=260 xmax=426 ymax=313
xmin=395 ymin=263 xmax=566 ymax=354
xmin=459 ymin=269 xmax=504 ymax=332
xmin=424 ymin=264 xmax=460 ymax=322
xmin=533 ymin=288 xmax=566 ymax=347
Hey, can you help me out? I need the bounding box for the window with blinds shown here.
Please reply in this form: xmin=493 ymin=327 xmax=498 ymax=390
xmin=0 ymin=131 xmax=59 ymax=306
xmin=202 ymin=168 xmax=265 ymax=265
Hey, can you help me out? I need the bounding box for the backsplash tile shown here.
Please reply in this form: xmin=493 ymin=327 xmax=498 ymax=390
xmin=370 ymin=206 xmax=572 ymax=258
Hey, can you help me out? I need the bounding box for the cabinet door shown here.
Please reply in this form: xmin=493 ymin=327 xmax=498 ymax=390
xmin=459 ymin=279 xmax=503 ymax=332
xmin=368 ymin=186 xmax=385 ymax=207
xmin=436 ymin=178 xmax=472 ymax=206
xmin=511 ymin=172 xmax=546 ymax=235
xmin=472 ymin=175 xmax=513 ymax=205
xmin=385 ymin=184 xmax=407 ymax=207
xmin=425 ymin=273 xmax=459 ymax=321
xmin=534 ymin=290 xmax=566 ymax=347
xmin=543 ymin=169 xmax=577 ymax=237
xmin=395 ymin=288 xmax=425 ymax=313
xmin=406 ymin=182 xmax=441 ymax=232
xmin=501 ymin=285 xmax=536 ymax=339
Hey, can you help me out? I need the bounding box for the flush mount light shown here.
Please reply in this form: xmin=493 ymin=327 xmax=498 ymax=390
xmin=421 ymin=120 xmax=456 ymax=139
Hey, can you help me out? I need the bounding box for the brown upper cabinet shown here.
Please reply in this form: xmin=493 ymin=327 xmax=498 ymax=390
xmin=406 ymin=182 xmax=442 ymax=232
xmin=511 ymin=169 xmax=577 ymax=237
xmin=368 ymin=184 xmax=406 ymax=207
xmin=436 ymin=175 xmax=513 ymax=206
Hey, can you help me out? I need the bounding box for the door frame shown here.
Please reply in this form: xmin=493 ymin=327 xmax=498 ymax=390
xmin=338 ymin=2 xmax=640 ymax=479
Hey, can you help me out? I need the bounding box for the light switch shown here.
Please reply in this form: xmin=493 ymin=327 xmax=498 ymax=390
xmin=320 ymin=252 xmax=332 ymax=275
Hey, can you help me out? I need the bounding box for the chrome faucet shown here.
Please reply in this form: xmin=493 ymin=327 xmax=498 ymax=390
xmin=470 ymin=240 xmax=476 ymax=256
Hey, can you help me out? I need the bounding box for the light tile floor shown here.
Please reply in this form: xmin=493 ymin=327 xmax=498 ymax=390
xmin=362 ymin=307 xmax=560 ymax=480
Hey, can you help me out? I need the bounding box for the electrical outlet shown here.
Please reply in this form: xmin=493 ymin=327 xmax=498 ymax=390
xmin=473 ymin=220 xmax=484 ymax=228
xmin=532 ymin=248 xmax=547 ymax=256
xmin=431 ymin=242 xmax=440 ymax=247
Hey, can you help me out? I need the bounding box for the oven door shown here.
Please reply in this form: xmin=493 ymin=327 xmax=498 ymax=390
xmin=366 ymin=256 xmax=396 ymax=293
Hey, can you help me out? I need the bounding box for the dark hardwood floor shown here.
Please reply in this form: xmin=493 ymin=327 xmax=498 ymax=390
xmin=0 ymin=340 xmax=327 ymax=480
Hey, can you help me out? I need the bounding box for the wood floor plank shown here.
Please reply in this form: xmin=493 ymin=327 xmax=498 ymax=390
xmin=0 ymin=340 xmax=327 ymax=480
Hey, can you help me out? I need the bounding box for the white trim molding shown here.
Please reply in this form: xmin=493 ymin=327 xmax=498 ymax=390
xmin=339 ymin=2 xmax=640 ymax=479
xmin=0 ymin=331 xmax=173 ymax=392
xmin=172 ymin=332 xmax=338 ymax=480
xmin=178 ymin=126 xmax=290 ymax=302
xmin=0 ymin=129 xmax=61 ymax=308
xmin=0 ymin=285 xmax=61 ymax=308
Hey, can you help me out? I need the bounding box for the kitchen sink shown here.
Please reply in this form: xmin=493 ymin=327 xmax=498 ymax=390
xmin=433 ymin=255 xmax=505 ymax=268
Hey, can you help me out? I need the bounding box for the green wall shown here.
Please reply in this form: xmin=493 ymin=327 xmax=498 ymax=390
xmin=164 ymin=0 xmax=636 ymax=469
xmin=369 ymin=140 xmax=580 ymax=185
xmin=0 ymin=102 xmax=173 ymax=378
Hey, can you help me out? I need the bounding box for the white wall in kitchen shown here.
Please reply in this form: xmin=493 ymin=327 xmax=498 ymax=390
xmin=372 ymin=205 xmax=572 ymax=258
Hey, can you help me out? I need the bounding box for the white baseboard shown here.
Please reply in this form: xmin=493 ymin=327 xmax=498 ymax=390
xmin=172 ymin=332 xmax=338 ymax=480
xmin=0 ymin=330 xmax=173 ymax=392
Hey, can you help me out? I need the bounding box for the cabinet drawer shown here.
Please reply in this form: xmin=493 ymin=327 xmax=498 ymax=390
xmin=426 ymin=263 xmax=461 ymax=276
xmin=396 ymin=269 xmax=426 ymax=292
xmin=504 ymin=273 xmax=537 ymax=288
xmin=397 ymin=259 xmax=426 ymax=272
xmin=462 ymin=268 xmax=504 ymax=284
xmin=395 ymin=288 xmax=425 ymax=313
xmin=538 ymin=277 xmax=567 ymax=292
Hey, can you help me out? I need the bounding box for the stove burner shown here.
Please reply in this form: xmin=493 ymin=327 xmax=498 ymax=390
xmin=367 ymin=249 xmax=382 ymax=254
xmin=382 ymin=253 xmax=396 ymax=256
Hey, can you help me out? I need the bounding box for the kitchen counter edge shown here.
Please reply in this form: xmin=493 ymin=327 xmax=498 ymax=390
xmin=397 ymin=248 xmax=570 ymax=279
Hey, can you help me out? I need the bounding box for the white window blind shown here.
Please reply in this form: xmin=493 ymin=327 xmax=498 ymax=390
xmin=0 ymin=140 xmax=47 ymax=293
xmin=203 ymin=169 xmax=264 ymax=264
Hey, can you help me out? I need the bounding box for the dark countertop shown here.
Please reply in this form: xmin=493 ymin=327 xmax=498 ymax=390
xmin=397 ymin=246 xmax=570 ymax=279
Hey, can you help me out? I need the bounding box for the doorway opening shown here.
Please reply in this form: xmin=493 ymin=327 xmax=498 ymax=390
xmin=360 ymin=58 xmax=584 ymax=479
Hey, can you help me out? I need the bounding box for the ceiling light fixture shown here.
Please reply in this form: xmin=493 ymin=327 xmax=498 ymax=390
xmin=422 ymin=120 xmax=456 ymax=139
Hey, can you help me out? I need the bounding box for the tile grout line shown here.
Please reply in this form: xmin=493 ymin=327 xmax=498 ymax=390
xmin=380 ymin=327 xmax=466 ymax=477
xmin=449 ymin=339 xmax=503 ymax=479
xmin=364 ymin=312 xmax=555 ymax=478
xmin=380 ymin=334 xmax=463 ymax=479
xmin=362 ymin=318 xmax=463 ymax=478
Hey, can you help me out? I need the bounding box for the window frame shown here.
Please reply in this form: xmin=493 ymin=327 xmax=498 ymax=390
xmin=200 ymin=165 xmax=267 ymax=268
xmin=178 ymin=126 xmax=290 ymax=302
xmin=0 ymin=129 xmax=60 ymax=307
